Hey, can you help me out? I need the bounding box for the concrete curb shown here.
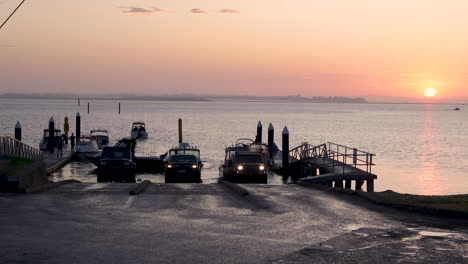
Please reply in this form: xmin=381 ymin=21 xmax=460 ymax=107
xmin=219 ymin=180 xmax=249 ymax=196
xmin=297 ymin=182 xmax=468 ymax=219
xmin=23 ymin=179 xmax=80 ymax=193
xmin=129 ymin=180 xmax=151 ymax=195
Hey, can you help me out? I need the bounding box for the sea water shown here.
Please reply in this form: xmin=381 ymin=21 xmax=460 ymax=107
xmin=1 ymin=98 xmax=467 ymax=195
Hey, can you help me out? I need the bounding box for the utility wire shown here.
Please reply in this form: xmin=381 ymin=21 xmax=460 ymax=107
xmin=0 ymin=0 xmax=26 ymax=31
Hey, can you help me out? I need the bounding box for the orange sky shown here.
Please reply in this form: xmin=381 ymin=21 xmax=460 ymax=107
xmin=1 ymin=0 xmax=467 ymax=101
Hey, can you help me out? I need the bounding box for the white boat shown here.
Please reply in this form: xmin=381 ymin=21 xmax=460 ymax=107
xmin=90 ymin=129 xmax=109 ymax=149
xmin=75 ymin=136 xmax=100 ymax=153
xmin=131 ymin=121 xmax=148 ymax=139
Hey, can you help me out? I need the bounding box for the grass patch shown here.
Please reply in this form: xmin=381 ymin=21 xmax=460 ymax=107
xmin=363 ymin=190 xmax=468 ymax=213
xmin=0 ymin=155 xmax=34 ymax=177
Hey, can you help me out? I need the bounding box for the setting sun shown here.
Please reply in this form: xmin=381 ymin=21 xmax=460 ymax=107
xmin=424 ymin=88 xmax=437 ymax=97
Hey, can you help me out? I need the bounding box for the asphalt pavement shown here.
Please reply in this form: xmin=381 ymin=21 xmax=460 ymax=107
xmin=0 ymin=183 xmax=466 ymax=263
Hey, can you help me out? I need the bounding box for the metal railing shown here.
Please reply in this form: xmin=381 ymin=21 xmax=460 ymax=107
xmin=289 ymin=142 xmax=375 ymax=175
xmin=0 ymin=136 xmax=44 ymax=161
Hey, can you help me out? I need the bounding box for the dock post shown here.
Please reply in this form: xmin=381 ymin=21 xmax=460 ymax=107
xmin=282 ymin=126 xmax=289 ymax=180
xmin=64 ymin=117 xmax=69 ymax=144
xmin=76 ymin=112 xmax=81 ymax=142
xmin=334 ymin=180 xmax=343 ymax=188
xmin=87 ymin=102 xmax=90 ymax=114
xmin=268 ymin=123 xmax=274 ymax=158
xmin=345 ymin=180 xmax=352 ymax=189
xmin=178 ymin=118 xmax=183 ymax=143
xmin=14 ymin=121 xmax=21 ymax=141
xmin=355 ymin=180 xmax=363 ymax=191
xmin=366 ymin=179 xmax=374 ymax=192
xmin=256 ymin=121 xmax=262 ymax=143
xmin=118 ymin=102 xmax=121 ymax=114
xmin=48 ymin=117 xmax=55 ymax=153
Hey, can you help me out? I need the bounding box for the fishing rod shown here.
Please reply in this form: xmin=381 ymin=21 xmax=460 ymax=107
xmin=0 ymin=0 xmax=27 ymax=31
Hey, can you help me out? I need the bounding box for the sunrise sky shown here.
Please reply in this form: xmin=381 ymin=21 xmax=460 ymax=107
xmin=1 ymin=0 xmax=467 ymax=101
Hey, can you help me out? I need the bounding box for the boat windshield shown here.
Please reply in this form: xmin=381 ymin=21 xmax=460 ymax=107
xmin=236 ymin=154 xmax=263 ymax=163
xmin=102 ymin=148 xmax=131 ymax=159
xmin=79 ymin=138 xmax=95 ymax=143
xmin=170 ymin=155 xmax=197 ymax=163
xmin=169 ymin=149 xmax=200 ymax=159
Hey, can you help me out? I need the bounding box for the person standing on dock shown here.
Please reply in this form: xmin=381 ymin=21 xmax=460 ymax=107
xmin=56 ymin=136 xmax=63 ymax=157
xmin=70 ymin=133 xmax=76 ymax=152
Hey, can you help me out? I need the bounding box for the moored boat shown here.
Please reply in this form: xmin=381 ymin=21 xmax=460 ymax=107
xmin=75 ymin=136 xmax=100 ymax=153
xmin=131 ymin=121 xmax=148 ymax=139
xmin=90 ymin=129 xmax=109 ymax=149
xmin=39 ymin=128 xmax=62 ymax=151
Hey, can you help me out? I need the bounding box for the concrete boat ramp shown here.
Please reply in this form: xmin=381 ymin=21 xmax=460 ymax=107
xmin=1 ymin=182 xmax=467 ymax=263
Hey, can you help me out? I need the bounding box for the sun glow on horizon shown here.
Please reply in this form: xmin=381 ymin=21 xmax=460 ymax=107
xmin=424 ymin=88 xmax=437 ymax=97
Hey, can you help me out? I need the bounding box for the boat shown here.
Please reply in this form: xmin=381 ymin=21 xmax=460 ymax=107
xmin=38 ymin=128 xmax=62 ymax=151
xmin=74 ymin=136 xmax=100 ymax=153
xmin=131 ymin=121 xmax=148 ymax=139
xmin=164 ymin=142 xmax=203 ymax=183
xmin=90 ymin=129 xmax=109 ymax=149
xmin=454 ymin=107 xmax=461 ymax=111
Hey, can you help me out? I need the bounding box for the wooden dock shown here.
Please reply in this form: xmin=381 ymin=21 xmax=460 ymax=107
xmin=43 ymin=144 xmax=75 ymax=174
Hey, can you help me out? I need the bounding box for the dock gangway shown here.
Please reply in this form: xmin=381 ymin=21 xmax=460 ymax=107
xmin=289 ymin=142 xmax=376 ymax=191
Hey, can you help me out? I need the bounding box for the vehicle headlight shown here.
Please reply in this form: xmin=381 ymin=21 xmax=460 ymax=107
xmin=259 ymin=165 xmax=265 ymax=171
xmin=123 ymin=161 xmax=130 ymax=166
xmin=167 ymin=164 xmax=173 ymax=168
xmin=237 ymin=165 xmax=243 ymax=171
xmin=100 ymin=161 xmax=106 ymax=166
xmin=192 ymin=164 xmax=198 ymax=169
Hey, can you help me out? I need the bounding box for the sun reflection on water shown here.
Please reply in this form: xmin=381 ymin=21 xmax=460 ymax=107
xmin=417 ymin=106 xmax=443 ymax=195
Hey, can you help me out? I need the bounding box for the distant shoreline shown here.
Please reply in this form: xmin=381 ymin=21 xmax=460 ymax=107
xmin=0 ymin=93 xmax=368 ymax=104
xmin=0 ymin=93 xmax=465 ymax=105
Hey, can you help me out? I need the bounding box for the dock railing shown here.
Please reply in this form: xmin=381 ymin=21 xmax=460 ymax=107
xmin=0 ymin=136 xmax=44 ymax=161
xmin=289 ymin=142 xmax=375 ymax=175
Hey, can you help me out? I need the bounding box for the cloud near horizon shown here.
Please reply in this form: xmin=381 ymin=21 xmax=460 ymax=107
xmin=191 ymin=8 xmax=207 ymax=14
xmin=219 ymin=9 xmax=240 ymax=14
xmin=120 ymin=7 xmax=168 ymax=14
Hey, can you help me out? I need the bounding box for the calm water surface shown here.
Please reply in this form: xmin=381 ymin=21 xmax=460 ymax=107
xmin=1 ymin=98 xmax=467 ymax=195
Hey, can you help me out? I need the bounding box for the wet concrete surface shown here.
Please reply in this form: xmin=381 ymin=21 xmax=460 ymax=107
xmin=0 ymin=183 xmax=467 ymax=263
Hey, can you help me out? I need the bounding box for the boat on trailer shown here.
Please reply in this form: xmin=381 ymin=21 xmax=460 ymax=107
xmin=164 ymin=142 xmax=203 ymax=183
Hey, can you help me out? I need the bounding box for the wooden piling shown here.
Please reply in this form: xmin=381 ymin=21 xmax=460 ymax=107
xmin=118 ymin=102 xmax=121 ymax=114
xmin=345 ymin=180 xmax=352 ymax=189
xmin=355 ymin=180 xmax=363 ymax=191
xmin=256 ymin=121 xmax=262 ymax=143
xmin=14 ymin=121 xmax=21 ymax=141
xmin=366 ymin=179 xmax=374 ymax=192
xmin=178 ymin=118 xmax=183 ymax=143
xmin=48 ymin=117 xmax=55 ymax=153
xmin=282 ymin=126 xmax=289 ymax=179
xmin=87 ymin=102 xmax=90 ymax=114
xmin=76 ymin=112 xmax=81 ymax=142
xmin=268 ymin=123 xmax=274 ymax=159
